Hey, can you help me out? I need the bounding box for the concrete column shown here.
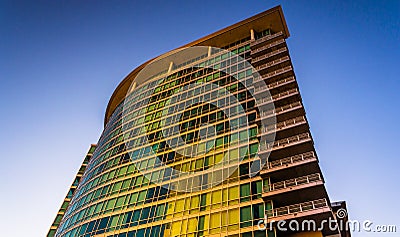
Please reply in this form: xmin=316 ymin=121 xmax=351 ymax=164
xmin=128 ymin=82 xmax=137 ymax=93
xmin=168 ymin=61 xmax=174 ymax=73
xmin=208 ymin=46 xmax=212 ymax=57
xmin=250 ymin=29 xmax=255 ymax=40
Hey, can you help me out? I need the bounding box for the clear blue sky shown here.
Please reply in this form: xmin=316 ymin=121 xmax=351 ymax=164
xmin=0 ymin=1 xmax=399 ymax=236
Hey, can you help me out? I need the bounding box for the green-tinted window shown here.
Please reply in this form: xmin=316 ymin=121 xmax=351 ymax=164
xmin=155 ymin=204 xmax=165 ymax=217
xmin=94 ymin=202 xmax=104 ymax=214
xmin=200 ymin=193 xmax=207 ymax=209
xmin=129 ymin=192 xmax=138 ymax=206
xmin=197 ymin=215 xmax=205 ymax=231
xmin=117 ymin=166 xmax=128 ymax=176
xmin=240 ymin=183 xmax=251 ymax=202
xmin=250 ymin=143 xmax=258 ymax=155
xmin=254 ymin=180 xmax=263 ymax=198
xmin=121 ymin=179 xmax=130 ymax=190
xmin=137 ymin=190 xmax=146 ymax=203
xmin=216 ymin=137 xmax=223 ymax=147
xmin=253 ymin=203 xmax=264 ymax=219
xmin=115 ymin=196 xmax=125 ymax=209
xmin=109 ymin=215 xmax=119 ymax=228
xmin=54 ymin=214 xmax=63 ymax=225
xmin=106 ymin=198 xmax=116 ymax=210
xmin=111 ymin=181 xmax=122 ymax=193
xmin=240 ymin=206 xmax=252 ymax=227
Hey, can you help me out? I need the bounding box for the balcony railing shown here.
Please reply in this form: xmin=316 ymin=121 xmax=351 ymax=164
xmin=264 ymin=65 xmax=293 ymax=79
xmin=260 ymin=101 xmax=302 ymax=119
xmin=265 ymin=198 xmax=329 ymax=218
xmin=261 ymin=116 xmax=306 ymax=135
xmin=267 ymin=151 xmax=316 ymax=169
xmin=251 ymin=31 xmax=284 ymax=47
xmin=265 ymin=173 xmax=322 ymax=192
xmin=254 ymin=76 xmax=295 ymax=91
xmin=254 ymin=65 xmax=293 ymax=84
xmin=259 ymin=132 xmax=311 ymax=152
xmin=258 ymin=88 xmax=299 ymax=105
xmin=260 ymin=152 xmax=317 ymax=176
xmin=255 ymin=55 xmax=290 ymax=73
xmin=252 ymin=48 xmax=288 ymax=65
xmin=268 ymin=76 xmax=295 ymax=90
xmin=251 ymin=38 xmax=285 ymax=55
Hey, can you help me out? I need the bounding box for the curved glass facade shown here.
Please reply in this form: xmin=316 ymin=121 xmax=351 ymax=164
xmin=50 ymin=6 xmax=349 ymax=237
xmin=55 ymin=40 xmax=275 ymax=237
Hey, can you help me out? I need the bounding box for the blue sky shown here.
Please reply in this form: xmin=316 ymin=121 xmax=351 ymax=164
xmin=0 ymin=1 xmax=399 ymax=236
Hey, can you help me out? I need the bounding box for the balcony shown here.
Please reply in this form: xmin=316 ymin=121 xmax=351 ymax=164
xmin=251 ymin=38 xmax=285 ymax=55
xmin=252 ymin=47 xmax=288 ymax=66
xmin=255 ymin=57 xmax=290 ymax=76
xmin=260 ymin=151 xmax=318 ymax=175
xmin=265 ymin=198 xmax=331 ymax=222
xmin=268 ymin=76 xmax=295 ymax=90
xmin=259 ymin=132 xmax=312 ymax=154
xmin=253 ymin=65 xmax=293 ymax=86
xmin=259 ymin=101 xmax=303 ymax=121
xmin=265 ymin=199 xmax=341 ymax=236
xmin=276 ymin=115 xmax=307 ymax=136
xmin=250 ymin=31 xmax=284 ymax=48
xmin=262 ymin=173 xmax=323 ymax=200
xmin=253 ymin=75 xmax=295 ymax=91
xmin=257 ymin=88 xmax=299 ymax=106
xmin=260 ymin=116 xmax=307 ymax=136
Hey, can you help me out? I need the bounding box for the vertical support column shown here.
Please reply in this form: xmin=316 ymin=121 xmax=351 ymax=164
xmin=208 ymin=46 xmax=212 ymax=57
xmin=128 ymin=82 xmax=137 ymax=93
xmin=250 ymin=29 xmax=255 ymax=41
xmin=168 ymin=61 xmax=174 ymax=73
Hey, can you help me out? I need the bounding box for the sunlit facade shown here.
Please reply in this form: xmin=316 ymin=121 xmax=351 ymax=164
xmin=48 ymin=6 xmax=349 ymax=237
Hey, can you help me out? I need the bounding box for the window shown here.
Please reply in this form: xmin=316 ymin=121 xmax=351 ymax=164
xmin=240 ymin=183 xmax=251 ymax=202
xmin=240 ymin=206 xmax=252 ymax=227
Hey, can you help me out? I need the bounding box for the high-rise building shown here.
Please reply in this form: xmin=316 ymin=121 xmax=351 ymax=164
xmin=48 ymin=6 xmax=350 ymax=237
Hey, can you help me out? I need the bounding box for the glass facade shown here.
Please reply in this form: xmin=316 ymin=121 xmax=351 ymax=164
xmin=50 ymin=6 xmax=349 ymax=237
xmin=55 ymin=39 xmax=276 ymax=237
